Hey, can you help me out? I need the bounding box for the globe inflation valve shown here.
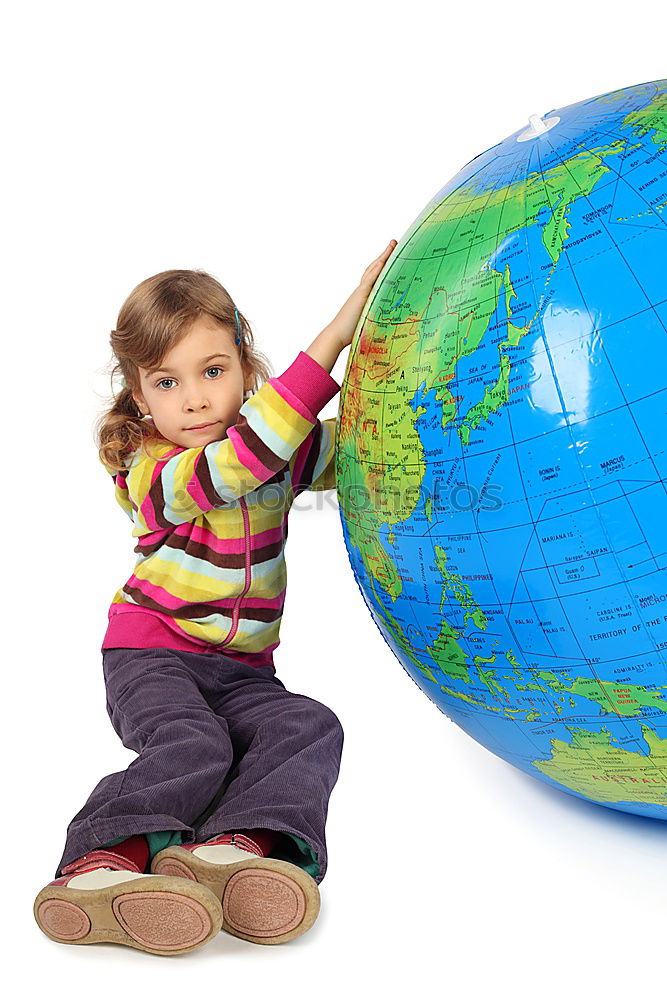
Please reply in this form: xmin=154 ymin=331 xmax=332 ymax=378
xmin=517 ymin=113 xmax=561 ymax=142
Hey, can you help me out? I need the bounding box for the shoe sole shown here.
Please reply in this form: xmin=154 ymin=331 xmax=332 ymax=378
xmin=151 ymin=849 xmax=320 ymax=945
xmin=33 ymin=874 xmax=223 ymax=956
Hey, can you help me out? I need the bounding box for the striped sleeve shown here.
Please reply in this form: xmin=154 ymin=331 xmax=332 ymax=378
xmin=291 ymin=416 xmax=337 ymax=494
xmin=112 ymin=472 xmax=135 ymax=521
xmin=99 ymin=455 xmax=136 ymax=523
xmin=119 ymin=351 xmax=340 ymax=532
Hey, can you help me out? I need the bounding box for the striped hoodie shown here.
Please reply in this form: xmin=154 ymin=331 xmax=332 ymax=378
xmin=101 ymin=350 xmax=340 ymax=669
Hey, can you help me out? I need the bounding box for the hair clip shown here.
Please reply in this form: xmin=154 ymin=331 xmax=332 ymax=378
xmin=120 ymin=376 xmax=128 ymax=389
xmin=234 ymin=306 xmax=241 ymax=346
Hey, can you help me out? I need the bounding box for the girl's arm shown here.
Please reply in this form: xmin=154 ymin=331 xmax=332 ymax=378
xmin=304 ymin=239 xmax=398 ymax=372
xmin=290 ymin=239 xmax=397 ymax=497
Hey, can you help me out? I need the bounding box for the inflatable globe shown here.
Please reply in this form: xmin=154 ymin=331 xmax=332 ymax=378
xmin=336 ymin=79 xmax=667 ymax=821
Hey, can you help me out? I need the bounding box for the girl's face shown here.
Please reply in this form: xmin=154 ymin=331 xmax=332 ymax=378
xmin=132 ymin=314 xmax=252 ymax=449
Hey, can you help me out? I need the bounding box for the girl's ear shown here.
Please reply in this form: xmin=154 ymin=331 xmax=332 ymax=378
xmin=132 ymin=390 xmax=149 ymax=416
xmin=242 ymin=364 xmax=254 ymax=401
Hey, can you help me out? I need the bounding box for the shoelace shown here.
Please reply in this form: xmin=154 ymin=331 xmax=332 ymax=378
xmin=203 ymin=832 xmax=263 ymax=857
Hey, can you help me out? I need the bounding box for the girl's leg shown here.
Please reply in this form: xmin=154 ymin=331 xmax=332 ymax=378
xmin=54 ymin=646 xmax=235 ymax=879
xmin=194 ymin=668 xmax=344 ymax=885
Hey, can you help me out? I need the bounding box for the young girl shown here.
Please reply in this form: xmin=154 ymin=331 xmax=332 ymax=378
xmin=33 ymin=239 xmax=398 ymax=957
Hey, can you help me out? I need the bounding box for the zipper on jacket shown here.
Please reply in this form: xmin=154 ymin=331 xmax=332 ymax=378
xmin=219 ymin=495 xmax=252 ymax=648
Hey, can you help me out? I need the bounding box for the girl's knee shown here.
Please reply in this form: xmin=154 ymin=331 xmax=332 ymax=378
xmin=300 ymin=697 xmax=344 ymax=740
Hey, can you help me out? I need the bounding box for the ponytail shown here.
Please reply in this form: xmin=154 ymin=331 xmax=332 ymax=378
xmin=95 ymin=380 xmax=161 ymax=475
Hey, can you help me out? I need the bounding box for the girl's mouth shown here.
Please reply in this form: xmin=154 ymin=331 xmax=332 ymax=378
xmin=185 ymin=422 xmax=218 ymax=431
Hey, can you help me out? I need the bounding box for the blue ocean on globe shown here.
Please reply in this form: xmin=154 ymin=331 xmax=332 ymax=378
xmin=336 ymin=78 xmax=667 ymax=820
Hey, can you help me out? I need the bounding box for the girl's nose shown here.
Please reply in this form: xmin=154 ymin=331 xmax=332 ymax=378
xmin=185 ymin=394 xmax=210 ymax=409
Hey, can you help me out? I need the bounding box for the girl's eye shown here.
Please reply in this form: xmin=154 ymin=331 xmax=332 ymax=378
xmin=155 ymin=367 xmax=224 ymax=390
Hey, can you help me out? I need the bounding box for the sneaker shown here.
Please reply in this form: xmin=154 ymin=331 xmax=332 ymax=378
xmin=150 ymin=833 xmax=320 ymax=945
xmin=34 ymin=848 xmax=223 ymax=956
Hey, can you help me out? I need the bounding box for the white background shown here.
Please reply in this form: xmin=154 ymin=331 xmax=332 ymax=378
xmin=4 ymin=0 xmax=665 ymax=995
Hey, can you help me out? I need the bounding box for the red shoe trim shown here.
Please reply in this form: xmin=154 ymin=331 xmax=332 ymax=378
xmin=61 ymin=849 xmax=143 ymax=876
xmin=196 ymin=833 xmax=264 ymax=857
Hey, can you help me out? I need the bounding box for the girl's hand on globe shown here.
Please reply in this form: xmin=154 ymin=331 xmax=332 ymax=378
xmin=327 ymin=240 xmax=398 ymax=350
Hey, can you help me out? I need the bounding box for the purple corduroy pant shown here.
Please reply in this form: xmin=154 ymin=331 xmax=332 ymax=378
xmin=54 ymin=646 xmax=344 ymax=883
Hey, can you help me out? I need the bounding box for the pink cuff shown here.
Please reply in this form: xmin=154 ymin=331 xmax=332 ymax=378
xmin=276 ymin=351 xmax=341 ymax=417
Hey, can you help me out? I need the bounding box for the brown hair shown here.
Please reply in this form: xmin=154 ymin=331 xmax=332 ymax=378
xmin=95 ymin=269 xmax=273 ymax=474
